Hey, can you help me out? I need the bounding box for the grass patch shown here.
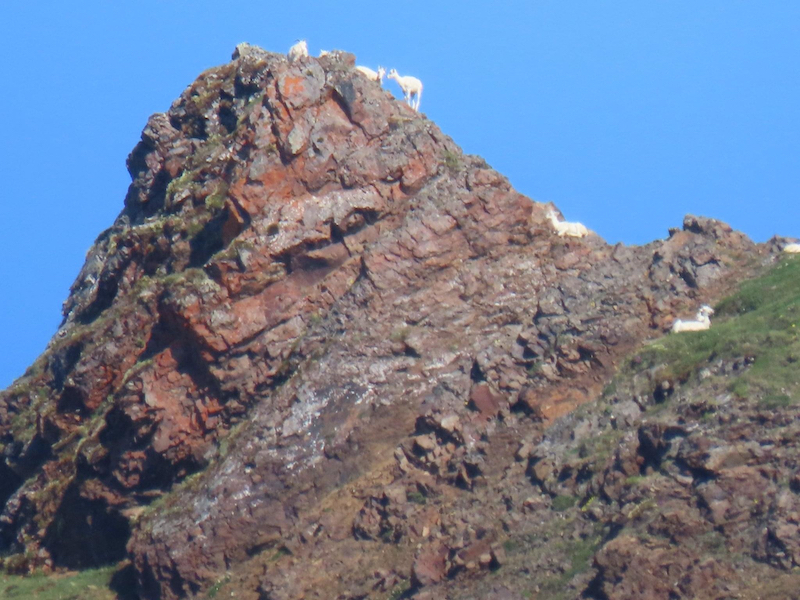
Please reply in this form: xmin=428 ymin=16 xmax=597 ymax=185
xmin=0 ymin=566 xmax=117 ymax=600
xmin=165 ymin=170 xmax=196 ymax=202
xmin=140 ymin=469 xmax=206 ymax=521
xmin=442 ymin=149 xmax=461 ymax=171
xmin=551 ymin=495 xmax=577 ymax=512
xmin=575 ymin=429 xmax=622 ymax=465
xmin=204 ymin=182 xmax=229 ymax=211
xmin=267 ymin=547 xmax=291 ymax=563
xmin=759 ymin=393 xmax=792 ymax=410
xmin=538 ymin=536 xmax=602 ymax=600
xmin=407 ymin=491 xmax=427 ymax=505
xmin=625 ymin=475 xmax=647 ymax=487
xmin=186 ymin=219 xmax=207 ymax=238
xmin=526 ymin=361 xmax=542 ymax=377
xmin=8 ymin=386 xmax=49 ymax=443
xmin=626 ymin=498 xmax=658 ymax=520
xmin=206 ymin=573 xmax=231 ymax=598
xmin=729 ymin=379 xmax=749 ymax=398
xmin=387 ymin=581 xmax=411 ymax=600
xmin=632 ymin=256 xmax=800 ymax=403
xmin=602 ymin=381 xmax=617 ymax=397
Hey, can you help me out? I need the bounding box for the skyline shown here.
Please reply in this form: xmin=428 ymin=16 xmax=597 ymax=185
xmin=1 ymin=1 xmax=798 ymax=388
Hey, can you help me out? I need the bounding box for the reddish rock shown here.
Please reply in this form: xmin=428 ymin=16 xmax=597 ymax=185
xmin=592 ymin=535 xmax=739 ymax=600
xmin=0 ymin=41 xmax=776 ymax=600
xmin=469 ymin=383 xmax=505 ymax=419
xmin=412 ymin=542 xmax=449 ymax=587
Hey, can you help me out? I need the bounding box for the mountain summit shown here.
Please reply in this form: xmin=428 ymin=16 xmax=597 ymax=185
xmin=1 ymin=44 xmax=793 ymax=599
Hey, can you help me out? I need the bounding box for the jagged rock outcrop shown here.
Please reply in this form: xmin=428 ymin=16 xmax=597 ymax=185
xmin=0 ymin=43 xmax=777 ymax=599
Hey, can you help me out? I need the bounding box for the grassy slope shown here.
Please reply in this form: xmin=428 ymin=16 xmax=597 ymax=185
xmin=636 ymin=254 xmax=800 ymax=407
xmin=0 ymin=567 xmax=116 ymax=600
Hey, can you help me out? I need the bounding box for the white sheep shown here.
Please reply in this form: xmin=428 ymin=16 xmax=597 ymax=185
xmin=288 ymin=40 xmax=308 ymax=63
xmin=783 ymin=242 xmax=800 ymax=254
xmin=545 ymin=207 xmax=590 ymax=238
xmin=355 ymin=65 xmax=386 ymax=84
xmin=387 ymin=68 xmax=423 ymax=111
xmin=671 ymin=305 xmax=714 ymax=334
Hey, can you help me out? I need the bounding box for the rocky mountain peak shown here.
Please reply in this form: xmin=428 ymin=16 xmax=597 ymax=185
xmin=0 ymin=44 xmax=777 ymax=599
xmin=62 ymin=42 xmax=456 ymax=330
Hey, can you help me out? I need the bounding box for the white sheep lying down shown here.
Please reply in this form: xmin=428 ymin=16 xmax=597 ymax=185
xmin=355 ymin=65 xmax=386 ymax=84
xmin=545 ymin=207 xmax=590 ymax=238
xmin=671 ymin=305 xmax=714 ymax=333
xmin=783 ymin=242 xmax=800 ymax=254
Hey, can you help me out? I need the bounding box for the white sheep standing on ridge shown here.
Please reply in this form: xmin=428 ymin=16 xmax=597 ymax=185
xmin=288 ymin=40 xmax=309 ymax=63
xmin=545 ymin=207 xmax=590 ymax=238
xmin=671 ymin=305 xmax=714 ymax=334
xmin=355 ymin=65 xmax=386 ymax=84
xmin=783 ymin=242 xmax=800 ymax=254
xmin=387 ymin=68 xmax=423 ymax=111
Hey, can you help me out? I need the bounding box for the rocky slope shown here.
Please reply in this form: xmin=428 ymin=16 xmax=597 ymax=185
xmin=0 ymin=43 xmax=793 ymax=599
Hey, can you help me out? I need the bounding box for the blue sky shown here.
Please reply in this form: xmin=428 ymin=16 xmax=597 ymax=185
xmin=1 ymin=1 xmax=799 ymax=389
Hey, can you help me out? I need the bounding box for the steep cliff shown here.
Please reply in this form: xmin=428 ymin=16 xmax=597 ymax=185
xmin=0 ymin=44 xmax=790 ymax=600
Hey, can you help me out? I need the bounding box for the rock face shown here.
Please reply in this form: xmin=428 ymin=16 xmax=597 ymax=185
xmin=0 ymin=43 xmax=783 ymax=599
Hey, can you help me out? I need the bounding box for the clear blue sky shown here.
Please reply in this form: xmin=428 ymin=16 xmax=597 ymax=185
xmin=1 ymin=1 xmax=799 ymax=389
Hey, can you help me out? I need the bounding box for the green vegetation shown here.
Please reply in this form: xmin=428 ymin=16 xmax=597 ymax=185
xmin=165 ymin=170 xmax=197 ymax=203
xmin=580 ymin=495 xmax=597 ymax=513
xmin=387 ymin=581 xmax=411 ymax=600
xmin=407 ymin=491 xmax=427 ymax=505
xmin=267 ymin=547 xmax=291 ymax=563
xmin=136 ymin=216 xmax=168 ymax=237
xmin=551 ymin=494 xmax=577 ymax=512
xmin=206 ymin=574 xmax=231 ymax=598
xmin=625 ymin=475 xmax=646 ymax=487
xmin=601 ymin=381 xmax=617 ymax=397
xmin=191 ymin=133 xmax=226 ymax=165
xmin=187 ymin=77 xmax=227 ymax=114
xmin=0 ymin=566 xmax=117 ymax=600
xmin=237 ymin=93 xmax=266 ymax=128
xmin=215 ymin=239 xmax=255 ymax=262
xmin=537 ymin=536 xmax=602 ymax=600
xmin=575 ymin=429 xmax=622 ymax=464
xmin=204 ymin=182 xmax=230 ymax=211
xmin=8 ymin=386 xmax=49 ymax=443
xmin=119 ymin=357 xmax=155 ymax=390
xmin=140 ymin=469 xmax=206 ymax=522
xmin=759 ymin=393 xmax=792 ymax=409
xmin=626 ymin=498 xmax=657 ymax=520
xmin=186 ymin=219 xmax=207 ymax=238
xmin=526 ymin=361 xmax=542 ymax=377
xmin=632 ymin=256 xmax=800 ymax=404
xmin=442 ymin=149 xmax=461 ymax=171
